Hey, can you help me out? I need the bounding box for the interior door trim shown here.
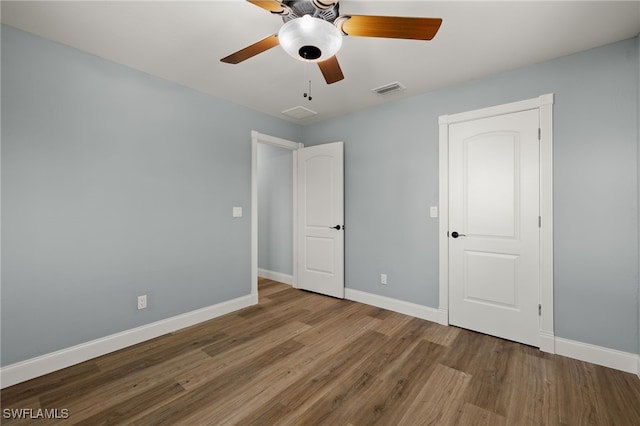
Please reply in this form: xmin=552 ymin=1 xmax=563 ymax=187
xmin=251 ymin=131 xmax=304 ymax=296
xmin=437 ymin=94 xmax=555 ymax=353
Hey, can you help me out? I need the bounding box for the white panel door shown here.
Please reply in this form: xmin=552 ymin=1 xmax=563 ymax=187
xmin=449 ymin=109 xmax=540 ymax=346
xmin=297 ymin=142 xmax=344 ymax=298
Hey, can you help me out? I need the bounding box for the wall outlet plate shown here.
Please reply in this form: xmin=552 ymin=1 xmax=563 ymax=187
xmin=137 ymin=295 xmax=147 ymax=310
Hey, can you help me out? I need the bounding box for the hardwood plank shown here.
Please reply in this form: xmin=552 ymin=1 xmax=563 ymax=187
xmin=0 ymin=361 xmax=100 ymax=407
xmin=177 ymin=320 xmax=310 ymax=391
xmin=592 ymin=361 xmax=640 ymax=423
xmin=497 ymin=347 xmax=552 ymax=424
xmin=38 ymin=331 xmax=228 ymax=408
xmin=556 ymin=355 xmax=603 ymax=425
xmin=354 ymin=339 xmax=447 ymax=425
xmin=233 ymin=329 xmax=389 ymax=425
xmin=290 ymin=329 xmax=433 ymax=425
xmin=456 ymin=402 xmax=509 ymax=426
xmin=38 ymin=350 xmax=212 ymax=423
xmin=73 ymin=380 xmax=185 ymax=425
xmin=369 ymin=311 xmax=414 ymax=337
xmin=421 ymin=322 xmax=462 ymax=347
xmin=2 ymin=280 xmax=639 ymax=425
xmin=396 ymin=363 xmax=472 ymax=425
xmin=462 ymin=336 xmax=513 ymax=415
xmin=134 ymin=339 xmax=305 ymax=424
xmin=215 ymin=318 xmax=382 ymax=424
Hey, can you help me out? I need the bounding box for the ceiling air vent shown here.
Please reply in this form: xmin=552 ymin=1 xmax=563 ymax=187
xmin=281 ymin=105 xmax=318 ymax=120
xmin=371 ymin=81 xmax=406 ymax=95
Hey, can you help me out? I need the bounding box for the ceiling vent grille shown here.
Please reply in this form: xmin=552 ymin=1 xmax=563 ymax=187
xmin=281 ymin=105 xmax=318 ymax=120
xmin=371 ymin=81 xmax=405 ymax=95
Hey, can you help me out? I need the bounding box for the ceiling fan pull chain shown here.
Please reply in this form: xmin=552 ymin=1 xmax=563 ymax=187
xmin=303 ymin=58 xmax=313 ymax=101
xmin=303 ymin=80 xmax=312 ymax=101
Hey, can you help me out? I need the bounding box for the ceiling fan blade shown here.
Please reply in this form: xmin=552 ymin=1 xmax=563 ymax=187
xmin=338 ymin=15 xmax=442 ymax=40
xmin=220 ymin=34 xmax=279 ymax=64
xmin=247 ymin=0 xmax=285 ymax=14
xmin=317 ymin=56 xmax=344 ymax=84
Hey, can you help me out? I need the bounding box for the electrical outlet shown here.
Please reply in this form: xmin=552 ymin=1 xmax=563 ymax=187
xmin=137 ymin=295 xmax=147 ymax=310
xmin=380 ymin=274 xmax=387 ymax=285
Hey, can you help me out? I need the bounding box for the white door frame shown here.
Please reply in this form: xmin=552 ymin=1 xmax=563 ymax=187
xmin=251 ymin=131 xmax=303 ymax=296
xmin=438 ymin=94 xmax=555 ymax=353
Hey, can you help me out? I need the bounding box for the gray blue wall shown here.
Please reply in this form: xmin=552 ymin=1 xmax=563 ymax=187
xmin=258 ymin=143 xmax=293 ymax=275
xmin=303 ymin=36 xmax=640 ymax=354
xmin=0 ymin=25 xmax=301 ymax=366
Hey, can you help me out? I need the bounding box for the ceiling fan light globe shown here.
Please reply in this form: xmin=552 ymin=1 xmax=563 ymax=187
xmin=278 ymin=15 xmax=342 ymax=62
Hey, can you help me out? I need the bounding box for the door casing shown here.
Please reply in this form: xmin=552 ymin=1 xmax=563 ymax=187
xmin=251 ymin=131 xmax=303 ymax=296
xmin=438 ymin=94 xmax=555 ymax=353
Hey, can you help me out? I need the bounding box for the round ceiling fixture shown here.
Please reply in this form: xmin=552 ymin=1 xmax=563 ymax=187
xmin=278 ymin=15 xmax=343 ymax=62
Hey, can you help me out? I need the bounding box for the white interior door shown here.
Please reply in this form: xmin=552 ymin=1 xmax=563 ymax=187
xmin=297 ymin=142 xmax=344 ymax=298
xmin=448 ymin=109 xmax=540 ymax=346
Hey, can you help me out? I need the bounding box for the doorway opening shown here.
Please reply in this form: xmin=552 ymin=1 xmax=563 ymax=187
xmin=251 ymin=131 xmax=302 ymax=296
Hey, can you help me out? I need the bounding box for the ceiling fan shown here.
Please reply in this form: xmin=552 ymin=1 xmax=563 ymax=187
xmin=220 ymin=0 xmax=442 ymax=84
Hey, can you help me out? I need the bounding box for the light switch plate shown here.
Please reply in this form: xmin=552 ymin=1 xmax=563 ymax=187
xmin=430 ymin=206 xmax=438 ymax=218
xmin=233 ymin=207 xmax=243 ymax=218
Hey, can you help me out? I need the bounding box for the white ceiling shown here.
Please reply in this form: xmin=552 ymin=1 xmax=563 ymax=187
xmin=2 ymin=1 xmax=639 ymax=124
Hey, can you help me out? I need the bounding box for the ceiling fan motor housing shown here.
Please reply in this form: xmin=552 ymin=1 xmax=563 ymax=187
xmin=280 ymin=0 xmax=340 ymax=23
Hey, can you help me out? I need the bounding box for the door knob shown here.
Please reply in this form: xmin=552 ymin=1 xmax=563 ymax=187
xmin=330 ymin=225 xmax=342 ymax=230
xmin=451 ymin=231 xmax=466 ymax=238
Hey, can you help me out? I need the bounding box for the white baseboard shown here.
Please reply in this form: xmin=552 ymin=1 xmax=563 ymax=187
xmin=437 ymin=308 xmax=448 ymax=326
xmin=258 ymin=268 xmax=293 ymax=285
xmin=0 ymin=293 xmax=258 ymax=389
xmin=3 ymin=289 xmax=638 ymax=388
xmin=555 ymin=337 xmax=639 ymax=375
xmin=345 ymin=288 xmax=441 ymax=324
xmin=346 ymin=288 xmax=640 ymax=376
xmin=539 ymin=330 xmax=556 ymax=354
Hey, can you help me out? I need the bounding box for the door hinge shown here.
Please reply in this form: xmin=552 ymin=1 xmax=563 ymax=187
xmin=538 ymin=216 xmax=542 ymax=228
xmin=538 ymin=304 xmax=542 ymax=316
xmin=538 ymin=128 xmax=541 ymax=140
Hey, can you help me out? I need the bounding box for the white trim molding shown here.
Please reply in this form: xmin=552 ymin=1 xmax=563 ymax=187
xmin=346 ymin=288 xmax=638 ymax=375
xmin=251 ymin=131 xmax=302 ymax=295
xmin=538 ymin=94 xmax=555 ymax=353
xmin=438 ymin=94 xmax=555 ymax=351
xmin=347 ymin=287 xmax=639 ymax=375
xmin=345 ymin=288 xmax=443 ymax=325
xmin=555 ymin=337 xmax=639 ymax=375
xmin=437 ymin=115 xmax=450 ymax=325
xmin=0 ymin=293 xmax=257 ymax=389
xmin=539 ymin=331 xmax=556 ymax=354
xmin=258 ymin=268 xmax=293 ymax=285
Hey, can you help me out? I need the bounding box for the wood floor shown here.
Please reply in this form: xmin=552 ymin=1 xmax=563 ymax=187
xmin=2 ymin=279 xmax=640 ymax=425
